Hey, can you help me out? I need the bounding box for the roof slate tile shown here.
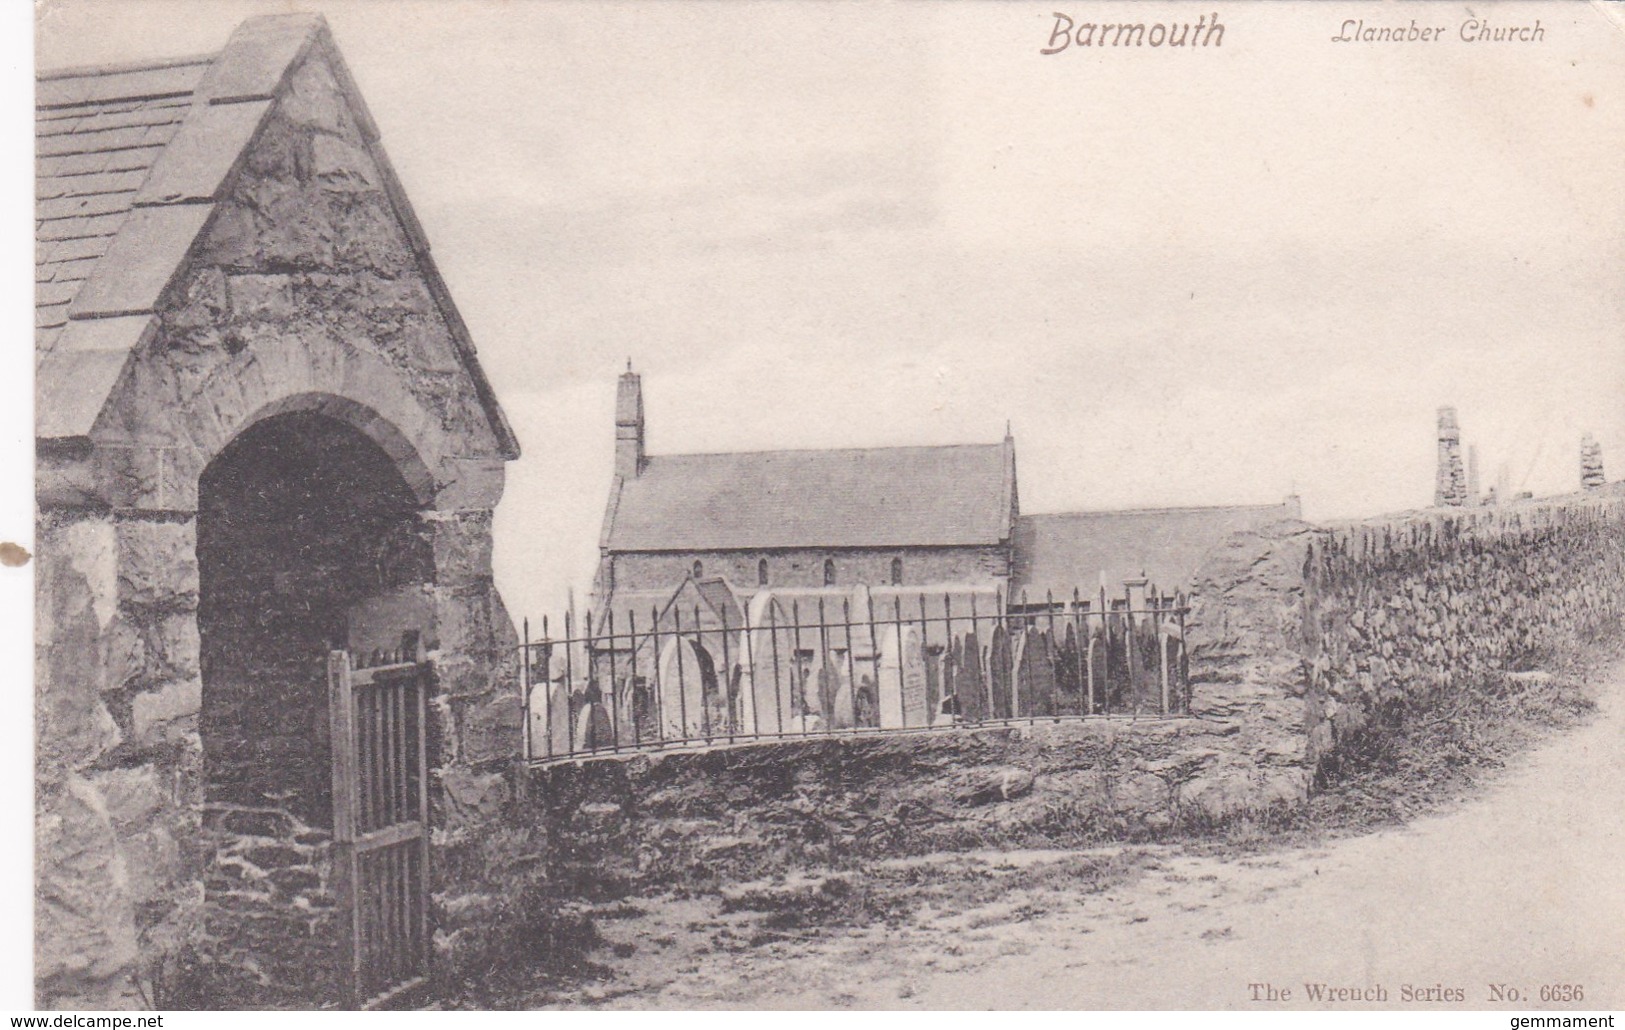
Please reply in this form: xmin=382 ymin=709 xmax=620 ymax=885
xmin=101 ymin=146 xmax=166 ymax=174
xmin=37 ymin=191 xmax=136 ymax=222
xmin=37 ymin=212 xmax=126 ymax=242
xmin=71 ymin=104 xmax=190 ymax=134
xmin=36 ymin=61 xmax=209 ymax=109
xmin=36 ymin=123 xmax=154 ymax=157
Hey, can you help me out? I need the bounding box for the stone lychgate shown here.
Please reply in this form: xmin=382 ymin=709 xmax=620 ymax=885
xmin=36 ymin=15 xmax=522 ymax=1008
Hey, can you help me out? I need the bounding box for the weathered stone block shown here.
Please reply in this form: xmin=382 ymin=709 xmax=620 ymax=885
xmin=141 ymin=610 xmax=202 ymax=684
xmin=311 ymin=133 xmax=377 ymax=190
xmin=35 ymin=777 xmax=142 ymax=1005
xmin=132 ymin=677 xmax=203 ymax=742
xmin=457 ymin=693 xmax=522 ymax=768
xmin=440 ymin=768 xmax=510 ymax=829
xmin=226 ymin=272 xmax=295 ymax=322
xmin=116 ymin=518 xmax=199 ymax=610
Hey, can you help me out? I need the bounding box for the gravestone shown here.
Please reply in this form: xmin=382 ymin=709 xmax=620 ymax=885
xmin=657 ymin=636 xmax=710 ymax=739
xmin=955 ymin=632 xmax=988 ymax=722
xmin=529 ymin=679 xmax=574 ymax=759
xmin=817 ymin=655 xmax=855 ymax=730
xmin=1014 ymin=628 xmax=1058 ymax=717
xmin=739 ymin=593 xmax=796 ymax=735
xmin=876 ymin=623 xmax=929 ymax=728
xmin=573 ymin=702 xmax=614 ymax=752
xmin=988 ymin=625 xmax=1013 ymax=719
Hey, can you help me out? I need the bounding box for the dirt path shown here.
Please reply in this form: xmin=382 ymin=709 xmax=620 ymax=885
xmin=536 ymin=661 xmax=1625 ymax=1010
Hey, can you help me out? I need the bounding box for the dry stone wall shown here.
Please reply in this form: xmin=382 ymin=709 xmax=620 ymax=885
xmin=1300 ymin=487 xmax=1625 ymax=770
xmin=519 ymin=714 xmax=1298 ymax=907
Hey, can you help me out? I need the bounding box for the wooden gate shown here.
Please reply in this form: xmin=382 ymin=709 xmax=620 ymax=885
xmin=327 ymin=634 xmax=431 ymax=1008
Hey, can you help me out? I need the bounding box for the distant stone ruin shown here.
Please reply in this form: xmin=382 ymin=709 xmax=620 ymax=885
xmin=1434 ymin=407 xmax=1467 ymax=507
xmin=1582 ymin=433 xmax=1606 ymax=490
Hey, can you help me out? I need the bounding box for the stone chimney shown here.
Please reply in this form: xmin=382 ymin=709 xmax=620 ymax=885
xmin=1581 ymin=433 xmax=1605 ymax=490
xmin=1434 ymin=406 xmax=1466 ymax=507
xmin=1467 ymin=444 xmax=1480 ymax=503
xmin=615 ymin=364 xmax=645 ymax=479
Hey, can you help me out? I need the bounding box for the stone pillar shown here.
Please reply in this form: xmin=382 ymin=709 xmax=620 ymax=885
xmin=1467 ymin=444 xmax=1480 ymax=504
xmin=1581 ymin=433 xmax=1605 ymax=490
xmin=1435 ymin=407 xmax=1466 ymax=507
xmin=35 ymin=504 xmax=204 ymax=1008
xmin=417 ymin=506 xmax=531 ymax=980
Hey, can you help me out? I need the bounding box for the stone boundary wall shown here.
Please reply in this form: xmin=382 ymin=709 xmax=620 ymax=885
xmin=479 ymin=490 xmax=1624 ymax=977
xmin=516 ymin=713 xmax=1301 ymax=908
xmin=496 ymin=517 xmax=1327 ymax=918
xmin=1300 ymin=487 xmax=1625 ymax=771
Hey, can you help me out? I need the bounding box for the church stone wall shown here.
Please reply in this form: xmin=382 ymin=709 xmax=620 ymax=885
xmin=605 ymin=545 xmax=1012 ymax=601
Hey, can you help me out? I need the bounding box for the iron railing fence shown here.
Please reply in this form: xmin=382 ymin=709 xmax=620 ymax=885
xmin=520 ymin=585 xmax=1190 ymax=764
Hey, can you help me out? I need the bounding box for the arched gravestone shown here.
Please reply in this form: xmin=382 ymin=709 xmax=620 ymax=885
xmin=573 ymin=700 xmax=614 ymax=752
xmin=876 ymin=622 xmax=929 ymax=729
xmin=738 ymin=592 xmax=795 ymax=735
xmin=528 ymin=650 xmax=574 ymax=758
xmin=657 ymin=636 xmax=719 ymax=740
xmin=816 ymin=654 xmax=855 ymax=730
xmin=1082 ymin=615 xmax=1108 ymax=713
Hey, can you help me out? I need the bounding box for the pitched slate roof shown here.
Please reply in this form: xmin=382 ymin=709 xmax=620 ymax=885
xmin=603 ymin=441 xmax=1017 ymax=551
xmin=34 ymin=15 xmax=518 ymax=457
xmin=35 ymin=58 xmax=207 ymax=340
xmin=1011 ymin=499 xmax=1303 ymax=599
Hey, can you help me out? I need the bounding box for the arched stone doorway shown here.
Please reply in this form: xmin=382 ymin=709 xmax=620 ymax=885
xmin=198 ymin=407 xmax=432 ymax=825
xmin=194 ymin=407 xmax=433 ymax=1005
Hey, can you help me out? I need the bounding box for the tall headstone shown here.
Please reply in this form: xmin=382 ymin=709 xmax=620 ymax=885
xmin=1435 ymin=406 xmax=1467 ymax=507
xmin=657 ymin=636 xmax=711 ymax=739
xmin=1581 ymin=433 xmax=1606 ymax=490
xmin=739 ymin=592 xmax=795 ymax=735
xmin=876 ymin=623 xmax=928 ymax=728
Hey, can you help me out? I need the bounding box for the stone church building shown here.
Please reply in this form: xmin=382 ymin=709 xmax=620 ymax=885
xmin=591 ymin=368 xmax=1301 ymax=624
xmin=36 ymin=15 xmax=522 ymax=1008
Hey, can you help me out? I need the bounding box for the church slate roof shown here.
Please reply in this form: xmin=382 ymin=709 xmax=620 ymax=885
xmin=1010 ymin=499 xmax=1303 ymax=599
xmin=34 ymin=14 xmax=519 ymax=457
xmin=602 ymin=441 xmax=1017 ymax=552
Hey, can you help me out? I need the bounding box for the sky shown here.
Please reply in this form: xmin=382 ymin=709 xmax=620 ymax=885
xmin=30 ymin=0 xmax=1625 ymax=622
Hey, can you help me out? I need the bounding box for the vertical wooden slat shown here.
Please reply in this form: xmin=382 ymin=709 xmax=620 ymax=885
xmin=394 ymin=680 xmax=408 ymax=825
xmin=373 ymin=681 xmax=386 ymax=830
xmin=384 ymin=682 xmax=397 ymax=826
xmin=414 ymin=662 xmax=431 ymax=980
xmin=327 ymin=652 xmax=362 ymax=1006
xmin=387 ymin=844 xmax=400 ymax=985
